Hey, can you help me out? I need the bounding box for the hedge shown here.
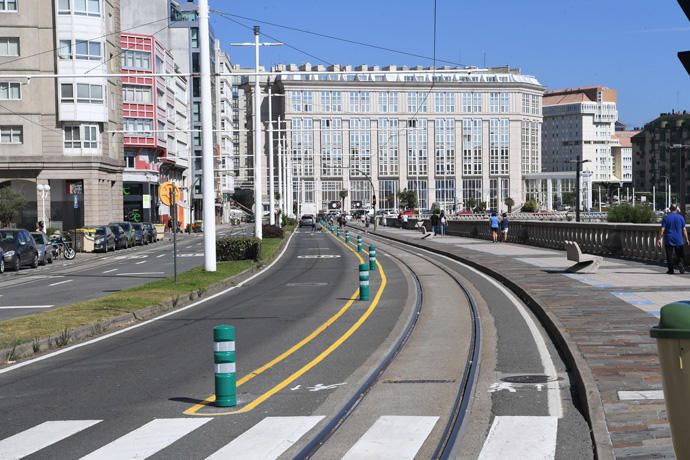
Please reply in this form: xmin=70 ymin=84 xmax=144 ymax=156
xmin=262 ymin=224 xmax=284 ymax=239
xmin=216 ymin=236 xmax=260 ymax=261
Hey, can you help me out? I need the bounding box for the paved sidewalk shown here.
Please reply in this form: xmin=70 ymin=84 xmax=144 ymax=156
xmin=358 ymin=224 xmax=679 ymax=459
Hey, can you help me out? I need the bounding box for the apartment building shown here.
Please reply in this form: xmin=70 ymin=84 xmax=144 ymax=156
xmin=0 ymin=0 xmax=123 ymax=229
xmin=542 ymin=86 xmax=632 ymax=184
xmin=267 ymin=64 xmax=543 ymax=214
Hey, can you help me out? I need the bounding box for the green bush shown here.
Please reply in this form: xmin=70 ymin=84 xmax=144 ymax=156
xmin=607 ymin=203 xmax=656 ymax=223
xmin=282 ymin=215 xmax=296 ymax=227
xmin=216 ymin=236 xmax=260 ymax=261
xmin=262 ymin=224 xmax=284 ymax=238
xmin=521 ymin=199 xmax=538 ymax=213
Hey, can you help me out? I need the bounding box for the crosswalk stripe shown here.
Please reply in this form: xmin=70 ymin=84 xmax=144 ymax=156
xmin=342 ymin=416 xmax=439 ymax=460
xmin=81 ymin=418 xmax=211 ymax=460
xmin=478 ymin=416 xmax=558 ymax=460
xmin=206 ymin=416 xmax=323 ymax=460
xmin=0 ymin=420 xmax=101 ymax=459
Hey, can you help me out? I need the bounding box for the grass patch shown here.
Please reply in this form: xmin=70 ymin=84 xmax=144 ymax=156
xmin=0 ymin=231 xmax=292 ymax=351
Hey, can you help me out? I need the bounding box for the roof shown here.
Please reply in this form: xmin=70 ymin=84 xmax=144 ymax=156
xmin=613 ymin=131 xmax=639 ymax=148
xmin=543 ymin=86 xmax=617 ymax=106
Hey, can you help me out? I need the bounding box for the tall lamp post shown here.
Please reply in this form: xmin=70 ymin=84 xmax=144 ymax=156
xmin=670 ymin=144 xmax=689 ymax=215
xmin=566 ymin=158 xmax=591 ymax=222
xmin=36 ymin=183 xmax=50 ymax=228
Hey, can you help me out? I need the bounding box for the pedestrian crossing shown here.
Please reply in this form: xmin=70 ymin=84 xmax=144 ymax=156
xmin=0 ymin=414 xmax=558 ymax=459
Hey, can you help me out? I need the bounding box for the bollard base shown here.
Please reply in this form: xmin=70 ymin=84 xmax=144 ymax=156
xmin=215 ymin=374 xmax=237 ymax=408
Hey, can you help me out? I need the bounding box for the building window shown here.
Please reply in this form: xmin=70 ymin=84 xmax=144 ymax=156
xmin=350 ymin=118 xmax=371 ymax=177
xmin=64 ymin=124 xmax=98 ymax=150
xmin=522 ymin=94 xmax=532 ymax=114
xmin=124 ymin=118 xmax=153 ymax=136
xmin=61 ymin=83 xmax=103 ymax=103
xmin=407 ymin=92 xmax=427 ymax=113
xmin=377 ymin=91 xmax=398 ymax=113
xmin=531 ymin=94 xmax=540 ymax=115
xmin=378 ymin=118 xmax=399 ymax=176
xmin=121 ymin=50 xmax=151 ymax=70
xmin=462 ymin=92 xmax=482 ymax=113
xmin=434 ymin=92 xmax=455 ymax=113
xmin=408 ymin=179 xmax=428 ymax=210
xmin=122 ymin=85 xmax=152 ymax=104
xmin=435 ymin=179 xmax=455 ymax=211
xmin=462 ymin=119 xmax=482 ymax=175
xmin=191 ymin=28 xmax=199 ymax=48
xmin=291 ymin=118 xmax=314 ymax=176
xmin=58 ymin=0 xmax=70 ymax=13
xmin=489 ymin=119 xmax=509 ymax=175
xmin=349 ymin=91 xmax=370 ymax=113
xmin=521 ymin=120 xmax=540 ymax=174
xmin=350 ymin=179 xmax=372 ymax=207
xmin=407 ymin=119 xmax=427 ymax=176
xmin=321 ymin=180 xmax=343 ymax=210
xmin=435 ymin=118 xmax=455 ymax=175
xmin=291 ymin=91 xmax=313 ymax=113
xmin=379 ymin=180 xmax=399 ymax=212
xmin=0 ymin=125 xmax=22 ymax=144
xmin=490 ymin=92 xmax=510 ymax=113
xmin=124 ymin=152 xmax=135 ymax=168
xmin=58 ymin=40 xmax=72 ymax=59
xmin=0 ymin=81 xmax=21 ymax=100
xmin=75 ymin=40 xmax=101 ymax=60
xmin=0 ymin=37 xmax=19 ymax=56
xmin=321 ymin=91 xmax=342 ymax=112
xmin=463 ymin=179 xmax=482 ymax=210
xmin=0 ymin=0 xmax=18 ymax=11
xmin=192 ymin=102 xmax=200 ymax=122
xmin=74 ymin=0 xmax=100 ymax=16
xmin=320 ymin=118 xmax=342 ymax=176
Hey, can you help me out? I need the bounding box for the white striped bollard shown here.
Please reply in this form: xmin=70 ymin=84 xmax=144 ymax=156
xmin=213 ymin=325 xmax=236 ymax=407
xmin=357 ymin=235 xmax=362 ymax=253
xmin=345 ymin=230 xmax=350 ymax=244
xmin=369 ymin=245 xmax=377 ymax=270
xmin=359 ymin=263 xmax=370 ymax=300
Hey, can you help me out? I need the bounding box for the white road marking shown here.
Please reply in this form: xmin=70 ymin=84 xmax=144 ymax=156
xmin=0 ymin=231 xmax=295 ymax=375
xmin=489 ymin=382 xmax=517 ymax=393
xmin=135 ymin=260 xmax=147 ymax=265
xmin=618 ymin=390 xmax=664 ymax=400
xmin=0 ymin=420 xmax=101 ymax=459
xmin=102 ymin=269 xmax=117 ymax=274
xmin=81 ymin=418 xmax=210 ymax=460
xmin=296 ymin=255 xmax=341 ymax=259
xmin=48 ymin=279 xmax=73 ymax=287
xmin=115 ymin=272 xmax=165 ymax=276
xmin=478 ymin=416 xmax=558 ymax=459
xmin=156 ymin=254 xmax=165 ymax=258
xmin=114 ymin=255 xmax=148 ymax=260
xmin=307 ymin=382 xmax=347 ymax=392
xmin=0 ymin=305 xmax=54 ymax=310
xmin=342 ymin=416 xmax=438 ymax=460
xmin=206 ymin=416 xmax=323 ymax=459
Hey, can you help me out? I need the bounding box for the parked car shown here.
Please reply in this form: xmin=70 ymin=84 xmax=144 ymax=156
xmin=0 ymin=247 xmax=4 ymax=273
xmin=31 ymin=232 xmax=53 ymax=265
xmin=0 ymin=228 xmax=39 ymax=270
xmin=299 ymin=214 xmax=315 ymax=227
xmin=108 ymin=224 xmax=129 ymax=249
xmin=131 ymin=223 xmax=146 ymax=245
xmin=93 ymin=226 xmax=116 ymax=252
xmin=109 ymin=222 xmax=135 ymax=247
xmin=142 ymin=222 xmax=156 ymax=243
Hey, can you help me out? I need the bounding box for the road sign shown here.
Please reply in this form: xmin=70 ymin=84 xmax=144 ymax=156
xmin=142 ymin=194 xmax=151 ymax=209
xmin=352 ymin=200 xmax=362 ymax=209
xmin=329 ymin=200 xmax=341 ymax=210
xmin=159 ymin=182 xmax=181 ymax=206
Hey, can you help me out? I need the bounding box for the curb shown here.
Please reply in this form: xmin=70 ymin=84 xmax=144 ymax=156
xmin=363 ymin=228 xmax=614 ymax=460
xmin=0 ymin=231 xmax=293 ymax=367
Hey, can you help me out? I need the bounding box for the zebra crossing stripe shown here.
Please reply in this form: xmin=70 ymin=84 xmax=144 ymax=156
xmin=0 ymin=420 xmax=101 ymax=459
xmin=342 ymin=416 xmax=439 ymax=460
xmin=478 ymin=416 xmax=558 ymax=460
xmin=206 ymin=416 xmax=323 ymax=459
xmin=81 ymin=418 xmax=211 ymax=460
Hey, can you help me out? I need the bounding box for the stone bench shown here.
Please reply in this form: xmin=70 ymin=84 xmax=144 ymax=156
xmin=564 ymin=240 xmax=602 ymax=273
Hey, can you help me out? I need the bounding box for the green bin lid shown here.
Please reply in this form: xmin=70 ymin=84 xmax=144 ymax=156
xmin=650 ymin=302 xmax=690 ymax=339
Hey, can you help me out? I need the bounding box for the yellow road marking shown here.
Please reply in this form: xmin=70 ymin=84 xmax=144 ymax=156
xmin=184 ymin=228 xmax=382 ymax=416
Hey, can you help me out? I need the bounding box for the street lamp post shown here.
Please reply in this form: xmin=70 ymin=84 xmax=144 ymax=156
xmin=671 ymin=144 xmax=689 ymax=215
xmin=566 ymin=158 xmax=591 ymax=222
xmin=36 ymin=183 xmax=50 ymax=228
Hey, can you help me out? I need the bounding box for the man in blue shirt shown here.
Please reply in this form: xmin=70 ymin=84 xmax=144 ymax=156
xmin=490 ymin=212 xmax=500 ymax=243
xmin=657 ymin=204 xmax=689 ymax=274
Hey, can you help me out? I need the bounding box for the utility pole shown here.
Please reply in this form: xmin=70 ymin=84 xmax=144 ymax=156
xmin=231 ymin=27 xmax=282 ymax=239
xmin=277 ymin=116 xmax=284 ymax=225
xmin=567 ymin=158 xmax=591 ymax=222
xmin=268 ymin=82 xmax=276 ymax=225
xmin=199 ymin=0 xmax=216 ymax=271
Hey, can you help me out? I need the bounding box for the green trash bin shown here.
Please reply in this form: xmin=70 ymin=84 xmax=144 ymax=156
xmin=650 ymin=301 xmax=690 ymax=459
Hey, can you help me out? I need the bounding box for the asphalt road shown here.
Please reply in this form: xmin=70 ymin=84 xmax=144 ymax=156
xmin=0 ymin=225 xmax=251 ymax=321
xmin=0 ymin=229 xmax=410 ymax=459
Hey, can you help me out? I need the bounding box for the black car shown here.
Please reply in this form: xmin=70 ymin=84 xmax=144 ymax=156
xmin=142 ymin=222 xmax=156 ymax=244
xmin=109 ymin=222 xmax=135 ymax=247
xmin=0 ymin=228 xmax=39 ymax=270
xmin=108 ymin=224 xmax=129 ymax=249
xmin=131 ymin=223 xmax=145 ymax=245
xmin=93 ymin=226 xmax=116 ymax=252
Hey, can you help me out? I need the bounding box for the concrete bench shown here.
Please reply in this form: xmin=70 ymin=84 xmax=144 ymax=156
xmin=564 ymin=240 xmax=602 ymax=273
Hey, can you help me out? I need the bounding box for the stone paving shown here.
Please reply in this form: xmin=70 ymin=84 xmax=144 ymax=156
xmin=364 ymin=225 xmax=682 ymax=459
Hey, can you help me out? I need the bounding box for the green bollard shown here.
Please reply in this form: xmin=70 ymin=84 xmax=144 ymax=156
xmin=213 ymin=325 xmax=237 ymax=407
xmin=345 ymin=230 xmax=350 ymax=244
xmin=357 ymin=235 xmax=362 ymax=253
xmin=337 ymin=228 xmax=340 ymax=238
xmin=369 ymin=245 xmax=377 ymax=270
xmin=359 ymin=263 xmax=370 ymax=300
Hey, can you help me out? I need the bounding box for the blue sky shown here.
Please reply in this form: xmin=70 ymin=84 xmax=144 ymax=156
xmin=210 ymin=1 xmax=690 ymax=129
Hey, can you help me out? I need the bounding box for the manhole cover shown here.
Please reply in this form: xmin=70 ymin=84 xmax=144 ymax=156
xmin=501 ymin=374 xmax=557 ymax=384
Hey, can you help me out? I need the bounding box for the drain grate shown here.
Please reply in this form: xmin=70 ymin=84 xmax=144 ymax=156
xmin=500 ymin=374 xmax=558 ymax=384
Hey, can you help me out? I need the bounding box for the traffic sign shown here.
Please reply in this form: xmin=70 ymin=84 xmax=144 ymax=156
xmin=159 ymin=182 xmax=181 ymax=206
xmin=329 ymin=200 xmax=341 ymax=210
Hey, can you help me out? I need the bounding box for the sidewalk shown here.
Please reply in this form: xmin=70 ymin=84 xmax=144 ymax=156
xmin=360 ymin=224 xmax=677 ymax=459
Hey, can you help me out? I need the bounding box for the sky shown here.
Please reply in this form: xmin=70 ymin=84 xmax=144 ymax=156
xmin=209 ymin=0 xmax=690 ymax=129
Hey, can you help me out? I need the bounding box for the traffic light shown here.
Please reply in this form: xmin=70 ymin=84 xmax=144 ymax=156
xmin=678 ymin=1 xmax=690 ymax=74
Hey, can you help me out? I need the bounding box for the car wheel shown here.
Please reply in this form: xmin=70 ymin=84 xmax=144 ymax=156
xmin=47 ymin=254 xmax=53 ymax=264
xmin=13 ymin=256 xmax=20 ymax=271
xmin=31 ymin=252 xmax=39 ymax=268
xmin=39 ymin=254 xmax=46 ymax=266
xmin=0 ymin=258 xmax=4 ymax=273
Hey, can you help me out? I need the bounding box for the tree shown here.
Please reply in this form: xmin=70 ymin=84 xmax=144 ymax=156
xmin=0 ymin=187 xmax=25 ymax=226
xmin=396 ymin=188 xmax=418 ymax=210
xmin=521 ymin=198 xmax=538 ymax=213
xmin=504 ymin=197 xmax=515 ymax=213
xmin=232 ymin=188 xmax=254 ymax=213
xmin=339 ymin=189 xmax=348 ymax=200
xmin=466 ymin=197 xmax=477 ymax=212
xmin=473 ymin=201 xmax=487 ymax=213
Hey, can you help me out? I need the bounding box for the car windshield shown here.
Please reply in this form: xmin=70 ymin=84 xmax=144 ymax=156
xmin=109 ymin=226 xmax=121 ymax=234
xmin=133 ymin=224 xmax=142 ymax=230
xmin=95 ymin=228 xmax=106 ymax=235
xmin=31 ymin=233 xmax=46 ymax=244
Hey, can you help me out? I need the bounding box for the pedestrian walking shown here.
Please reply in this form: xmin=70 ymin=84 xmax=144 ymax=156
xmin=500 ymin=213 xmax=509 ymax=242
xmin=35 ymin=221 xmax=45 ymax=233
xmin=364 ymin=214 xmax=370 ymax=233
xmin=440 ymin=211 xmax=447 ymax=236
xmin=430 ymin=212 xmax=439 ymax=236
xmin=490 ymin=212 xmax=500 ymax=242
xmin=657 ymin=204 xmax=689 ymax=274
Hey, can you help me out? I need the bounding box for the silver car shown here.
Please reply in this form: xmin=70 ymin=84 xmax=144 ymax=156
xmin=31 ymin=232 xmax=53 ymax=265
